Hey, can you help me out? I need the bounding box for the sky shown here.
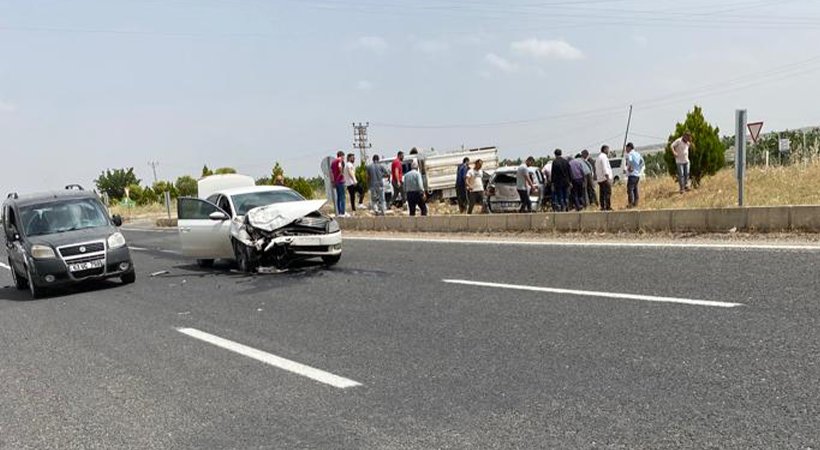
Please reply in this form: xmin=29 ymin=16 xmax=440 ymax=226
xmin=2 ymin=0 xmax=820 ymax=195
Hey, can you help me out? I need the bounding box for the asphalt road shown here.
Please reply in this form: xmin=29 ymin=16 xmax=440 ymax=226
xmin=1 ymin=229 xmax=819 ymax=449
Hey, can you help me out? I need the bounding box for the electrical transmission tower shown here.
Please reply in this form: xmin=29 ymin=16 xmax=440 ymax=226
xmin=353 ymin=122 xmax=372 ymax=162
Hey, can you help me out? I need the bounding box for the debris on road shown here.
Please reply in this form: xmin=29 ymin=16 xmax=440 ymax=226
xmin=150 ymin=270 xmax=170 ymax=277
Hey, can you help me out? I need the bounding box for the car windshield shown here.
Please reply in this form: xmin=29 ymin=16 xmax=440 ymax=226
xmin=231 ymin=190 xmax=305 ymax=216
xmin=20 ymin=198 xmax=110 ymax=237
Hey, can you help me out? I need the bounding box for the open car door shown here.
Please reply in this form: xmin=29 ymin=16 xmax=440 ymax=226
xmin=177 ymin=197 xmax=234 ymax=259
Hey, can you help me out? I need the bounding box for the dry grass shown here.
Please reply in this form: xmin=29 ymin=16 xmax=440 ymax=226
xmin=616 ymin=162 xmax=820 ymax=210
xmin=110 ymin=203 xmax=176 ymax=221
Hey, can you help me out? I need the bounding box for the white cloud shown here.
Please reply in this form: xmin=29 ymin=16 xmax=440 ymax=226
xmin=511 ymin=38 xmax=584 ymax=60
xmin=484 ymin=53 xmax=518 ymax=73
xmin=0 ymin=100 xmax=16 ymax=113
xmin=354 ymin=36 xmax=388 ymax=54
xmin=413 ymin=39 xmax=450 ymax=54
xmin=356 ymin=80 xmax=373 ymax=91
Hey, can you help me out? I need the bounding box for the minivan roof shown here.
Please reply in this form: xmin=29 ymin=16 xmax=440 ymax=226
xmin=6 ymin=190 xmax=97 ymax=208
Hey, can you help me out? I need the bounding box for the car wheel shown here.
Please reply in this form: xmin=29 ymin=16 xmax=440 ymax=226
xmin=10 ymin=258 xmax=27 ymax=290
xmin=322 ymin=254 xmax=341 ymax=266
xmin=196 ymin=259 xmax=214 ymax=268
xmin=26 ymin=265 xmax=42 ymax=299
xmin=233 ymin=240 xmax=257 ymax=273
xmin=121 ymin=271 xmax=136 ymax=285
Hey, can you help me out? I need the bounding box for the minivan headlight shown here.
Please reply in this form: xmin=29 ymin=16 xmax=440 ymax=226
xmin=108 ymin=232 xmax=126 ymax=249
xmin=31 ymin=245 xmax=56 ymax=259
xmin=327 ymin=220 xmax=340 ymax=233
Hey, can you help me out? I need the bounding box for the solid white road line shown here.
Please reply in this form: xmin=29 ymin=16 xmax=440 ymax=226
xmin=345 ymin=236 xmax=820 ymax=251
xmin=443 ymin=279 xmax=744 ymax=308
xmin=176 ymin=328 xmax=361 ymax=389
xmin=0 ymin=262 xmax=10 ymax=271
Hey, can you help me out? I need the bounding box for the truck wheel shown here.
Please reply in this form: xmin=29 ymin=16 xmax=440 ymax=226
xmin=121 ymin=271 xmax=136 ymax=285
xmin=10 ymin=258 xmax=26 ymax=290
xmin=322 ymin=255 xmax=341 ymax=266
xmin=196 ymin=259 xmax=214 ymax=268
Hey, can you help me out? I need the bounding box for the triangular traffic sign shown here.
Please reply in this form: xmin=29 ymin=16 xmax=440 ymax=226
xmin=747 ymin=121 xmax=764 ymax=143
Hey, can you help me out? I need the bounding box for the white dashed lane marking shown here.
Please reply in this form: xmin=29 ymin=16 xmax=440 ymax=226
xmin=444 ymin=279 xmax=744 ymax=309
xmin=176 ymin=328 xmax=362 ymax=389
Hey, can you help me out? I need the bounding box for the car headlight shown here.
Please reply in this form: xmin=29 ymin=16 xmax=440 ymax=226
xmin=108 ymin=232 xmax=127 ymax=249
xmin=327 ymin=220 xmax=340 ymax=233
xmin=31 ymin=245 xmax=56 ymax=259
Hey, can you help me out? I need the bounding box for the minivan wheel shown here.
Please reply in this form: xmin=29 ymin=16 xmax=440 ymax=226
xmin=121 ymin=271 xmax=136 ymax=285
xmin=26 ymin=265 xmax=42 ymax=299
xmin=10 ymin=258 xmax=26 ymax=290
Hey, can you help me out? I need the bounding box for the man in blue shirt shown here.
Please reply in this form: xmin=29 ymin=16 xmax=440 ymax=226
xmin=625 ymin=143 xmax=645 ymax=208
xmin=456 ymin=157 xmax=470 ymax=214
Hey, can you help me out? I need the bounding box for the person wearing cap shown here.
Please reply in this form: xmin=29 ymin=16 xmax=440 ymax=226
xmin=403 ymin=159 xmax=428 ymax=216
xmin=671 ymin=132 xmax=694 ymax=194
xmin=625 ymin=142 xmax=645 ymax=208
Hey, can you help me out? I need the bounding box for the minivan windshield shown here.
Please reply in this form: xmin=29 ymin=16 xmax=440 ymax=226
xmin=231 ymin=190 xmax=305 ymax=216
xmin=20 ymin=198 xmax=110 ymax=237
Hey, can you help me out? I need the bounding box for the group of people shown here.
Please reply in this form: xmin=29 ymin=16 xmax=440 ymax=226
xmin=332 ymin=133 xmax=693 ymax=217
xmin=330 ymin=149 xmax=430 ymax=218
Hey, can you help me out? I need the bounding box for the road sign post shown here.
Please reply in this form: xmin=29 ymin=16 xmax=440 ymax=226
xmin=736 ymin=110 xmax=747 ymax=207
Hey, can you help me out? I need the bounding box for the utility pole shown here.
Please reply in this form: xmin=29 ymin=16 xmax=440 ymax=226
xmin=621 ymin=105 xmax=633 ymax=158
xmin=148 ymin=161 xmax=160 ymax=183
xmin=352 ymin=122 xmax=372 ymax=162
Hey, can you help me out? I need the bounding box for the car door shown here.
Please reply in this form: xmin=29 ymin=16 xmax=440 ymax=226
xmin=3 ymin=204 xmax=26 ymax=273
xmin=177 ymin=197 xmax=234 ymax=259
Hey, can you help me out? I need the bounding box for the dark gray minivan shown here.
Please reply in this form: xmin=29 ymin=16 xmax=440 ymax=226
xmin=2 ymin=186 xmax=135 ymax=298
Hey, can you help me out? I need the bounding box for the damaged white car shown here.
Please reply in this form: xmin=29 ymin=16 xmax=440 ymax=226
xmin=177 ymin=176 xmax=342 ymax=272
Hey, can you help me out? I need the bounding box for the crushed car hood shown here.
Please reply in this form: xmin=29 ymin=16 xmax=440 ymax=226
xmin=244 ymin=200 xmax=327 ymax=231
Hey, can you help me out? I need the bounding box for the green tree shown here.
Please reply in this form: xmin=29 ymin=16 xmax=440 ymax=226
xmin=201 ymin=165 xmax=214 ymax=177
xmin=272 ymin=162 xmax=284 ymax=179
xmin=664 ymin=106 xmax=726 ymax=188
xmin=152 ymin=180 xmax=178 ymax=199
xmin=214 ymin=167 xmax=237 ymax=175
xmin=94 ymin=168 xmax=141 ymax=201
xmin=285 ymin=177 xmax=316 ymax=200
xmin=175 ymin=175 xmax=198 ymax=197
xmin=140 ymin=186 xmax=160 ymax=205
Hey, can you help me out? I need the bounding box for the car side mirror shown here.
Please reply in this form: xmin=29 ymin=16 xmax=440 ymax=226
xmin=209 ymin=211 xmax=229 ymax=221
xmin=111 ymin=214 xmax=123 ymax=227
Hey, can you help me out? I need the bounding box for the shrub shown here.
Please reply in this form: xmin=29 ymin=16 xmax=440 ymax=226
xmin=664 ymin=106 xmax=725 ymax=187
xmin=175 ymin=175 xmax=198 ymax=197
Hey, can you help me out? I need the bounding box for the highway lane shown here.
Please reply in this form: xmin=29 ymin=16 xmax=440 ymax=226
xmin=1 ymin=230 xmax=819 ymax=448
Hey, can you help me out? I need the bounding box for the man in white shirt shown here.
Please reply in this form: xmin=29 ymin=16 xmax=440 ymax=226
xmin=595 ymin=145 xmax=614 ymax=211
xmin=671 ymin=132 xmax=694 ymax=194
xmin=345 ymin=153 xmax=364 ymax=212
xmin=465 ymin=159 xmax=485 ymax=214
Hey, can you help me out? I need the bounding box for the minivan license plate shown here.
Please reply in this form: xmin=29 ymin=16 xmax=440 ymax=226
xmin=68 ymin=259 xmax=104 ymax=272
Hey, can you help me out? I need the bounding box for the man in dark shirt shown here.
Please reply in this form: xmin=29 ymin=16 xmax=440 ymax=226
xmin=456 ymin=157 xmax=470 ymax=214
xmin=550 ymin=149 xmax=571 ymax=212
